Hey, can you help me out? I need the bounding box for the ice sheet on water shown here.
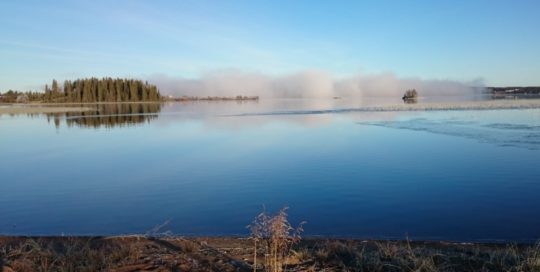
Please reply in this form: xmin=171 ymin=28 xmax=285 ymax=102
xmin=483 ymin=123 xmax=540 ymax=131
xmin=360 ymin=118 xmax=540 ymax=150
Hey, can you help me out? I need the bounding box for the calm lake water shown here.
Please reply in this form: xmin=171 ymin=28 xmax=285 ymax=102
xmin=1 ymin=98 xmax=540 ymax=242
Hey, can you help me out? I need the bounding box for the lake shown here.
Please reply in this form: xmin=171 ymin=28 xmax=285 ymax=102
xmin=1 ymin=98 xmax=540 ymax=242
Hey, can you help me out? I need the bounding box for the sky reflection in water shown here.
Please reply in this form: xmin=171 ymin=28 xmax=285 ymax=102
xmin=0 ymin=99 xmax=539 ymax=242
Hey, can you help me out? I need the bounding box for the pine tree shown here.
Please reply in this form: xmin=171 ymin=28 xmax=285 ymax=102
xmin=52 ymin=79 xmax=59 ymax=94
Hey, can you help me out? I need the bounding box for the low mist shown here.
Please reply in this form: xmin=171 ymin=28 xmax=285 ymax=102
xmin=148 ymin=70 xmax=484 ymax=99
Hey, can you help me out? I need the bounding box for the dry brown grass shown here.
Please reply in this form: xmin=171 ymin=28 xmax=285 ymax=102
xmin=0 ymin=236 xmax=250 ymax=272
xmin=0 ymin=237 xmax=126 ymax=272
xmin=247 ymin=207 xmax=305 ymax=272
xmin=293 ymin=239 xmax=540 ymax=272
xmin=1 ymin=237 xmax=539 ymax=271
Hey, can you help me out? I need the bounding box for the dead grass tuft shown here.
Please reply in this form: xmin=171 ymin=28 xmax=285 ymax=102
xmin=248 ymin=206 xmax=306 ymax=272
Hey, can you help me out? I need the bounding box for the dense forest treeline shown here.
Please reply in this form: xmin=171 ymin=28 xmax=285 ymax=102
xmin=0 ymin=78 xmax=161 ymax=103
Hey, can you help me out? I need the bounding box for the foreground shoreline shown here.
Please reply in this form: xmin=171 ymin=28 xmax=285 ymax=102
xmin=1 ymin=236 xmax=538 ymax=271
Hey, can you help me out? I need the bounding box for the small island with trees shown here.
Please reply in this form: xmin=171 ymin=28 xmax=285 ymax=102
xmin=402 ymin=89 xmax=418 ymax=103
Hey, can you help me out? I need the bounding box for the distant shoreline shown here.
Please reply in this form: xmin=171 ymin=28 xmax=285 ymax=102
xmin=165 ymin=95 xmax=260 ymax=102
xmin=3 ymin=99 xmax=540 ymax=116
xmin=354 ymin=99 xmax=540 ymax=112
xmin=0 ymin=105 xmax=94 ymax=114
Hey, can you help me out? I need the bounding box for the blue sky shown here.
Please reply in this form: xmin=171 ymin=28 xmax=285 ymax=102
xmin=1 ymin=0 xmax=539 ymax=91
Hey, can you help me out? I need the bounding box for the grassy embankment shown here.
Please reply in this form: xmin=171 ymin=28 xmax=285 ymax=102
xmin=1 ymin=236 xmax=540 ymax=272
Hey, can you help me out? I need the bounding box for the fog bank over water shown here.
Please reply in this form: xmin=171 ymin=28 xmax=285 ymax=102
xmin=148 ymin=70 xmax=485 ymax=98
